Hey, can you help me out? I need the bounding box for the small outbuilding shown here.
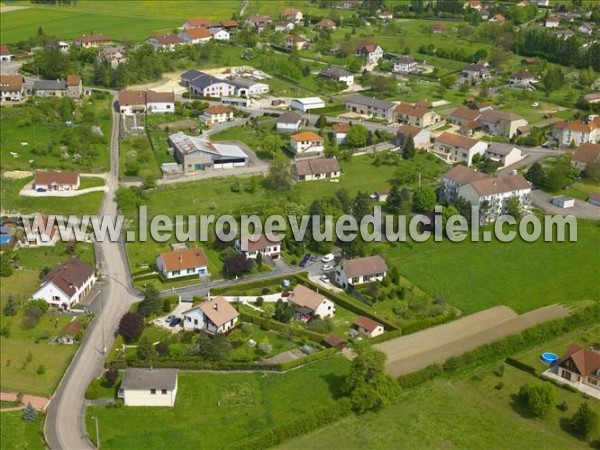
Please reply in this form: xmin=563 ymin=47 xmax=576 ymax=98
xmin=119 ymin=368 xmax=178 ymax=407
xmin=291 ymin=97 xmax=325 ymax=112
xmin=551 ymin=195 xmax=575 ymax=208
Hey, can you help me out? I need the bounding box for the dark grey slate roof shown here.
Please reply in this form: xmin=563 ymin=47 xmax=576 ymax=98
xmin=277 ymin=111 xmax=302 ymax=124
xmin=33 ymin=79 xmax=67 ymax=90
xmin=188 ymin=72 xmax=232 ymax=90
xmin=320 ymin=66 xmax=352 ymax=78
xmin=121 ymin=368 xmax=178 ymax=391
xmin=344 ymin=93 xmax=394 ymax=110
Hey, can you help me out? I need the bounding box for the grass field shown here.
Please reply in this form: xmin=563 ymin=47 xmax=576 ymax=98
xmin=17 ymin=241 xmax=95 ymax=271
xmin=0 ymin=95 xmax=112 ymax=173
xmin=280 ymin=365 xmax=596 ymax=450
xmin=85 ymin=355 xmax=350 ymax=449
xmin=0 ymin=411 xmax=46 ymax=450
xmin=1 ymin=176 xmax=104 ymax=216
xmin=0 ymin=270 xmax=80 ymax=396
xmin=374 ymin=219 xmax=600 ymax=315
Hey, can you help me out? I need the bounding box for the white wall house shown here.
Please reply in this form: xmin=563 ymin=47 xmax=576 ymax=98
xmin=118 ymin=90 xmax=175 ymax=115
xmin=290 ymin=131 xmax=324 ymax=157
xmin=235 ymin=234 xmax=282 ymax=259
xmin=120 ymin=368 xmax=178 ymax=407
xmin=335 ymin=255 xmax=388 ymax=288
xmin=156 ymin=248 xmax=209 ymax=279
xmin=287 ymin=285 xmax=335 ymax=322
xmin=434 ymin=133 xmax=488 ymax=166
xmin=182 ymin=297 xmax=239 ymax=334
xmin=458 ymin=174 xmax=532 ymax=223
xmin=31 ymin=258 xmax=96 ymax=310
xmin=292 ymin=157 xmax=340 ymax=181
xmin=319 ymin=67 xmax=354 ymax=86
xmin=440 ymin=165 xmax=490 ymax=204
xmin=332 ymin=123 xmax=350 ymax=144
xmin=393 ymin=55 xmax=418 ymax=73
xmin=33 ymin=171 xmax=80 ymax=191
xmin=209 ymin=27 xmax=230 ymax=40
xmin=276 ymin=111 xmax=302 ymax=133
xmin=291 ymin=97 xmax=325 ymax=112
xmin=355 ymin=42 xmax=384 ymax=64
xmin=200 ymin=105 xmax=234 ymax=126
xmin=552 ymin=117 xmax=600 ymax=146
xmin=554 ymin=345 xmax=600 ymax=396
xmin=484 ymin=143 xmax=525 ymax=168
xmin=353 ymin=316 xmax=384 ymax=338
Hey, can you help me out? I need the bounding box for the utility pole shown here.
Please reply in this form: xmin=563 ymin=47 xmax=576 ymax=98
xmin=93 ymin=415 xmax=100 ymax=449
xmin=418 ymin=172 xmax=422 ymax=187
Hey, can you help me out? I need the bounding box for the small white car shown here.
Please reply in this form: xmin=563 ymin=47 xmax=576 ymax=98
xmin=320 ymin=275 xmax=330 ymax=283
xmin=321 ymin=253 xmax=335 ymax=263
xmin=321 ymin=264 xmax=334 ymax=272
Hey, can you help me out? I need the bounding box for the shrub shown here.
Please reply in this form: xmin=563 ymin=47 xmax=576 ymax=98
xmin=261 ymin=287 xmax=270 ymax=295
xmin=255 ymin=296 xmax=264 ymax=307
xmin=518 ymin=383 xmax=555 ymax=417
xmin=22 ymin=403 xmax=37 ymax=423
xmin=36 ymin=364 xmax=46 ymax=374
xmin=21 ymin=307 xmax=43 ymax=329
xmin=3 ymin=294 xmax=17 ymax=316
xmin=495 ymin=382 xmax=504 ymax=390
xmin=570 ymin=402 xmax=599 ymax=439
xmin=557 ymin=400 xmax=569 ymax=412
xmin=118 ymin=312 xmax=144 ymax=342
xmin=105 ymin=368 xmax=119 ymax=387
xmin=86 ymin=382 xmax=100 ymax=400
xmin=260 ymin=319 xmax=271 ymax=331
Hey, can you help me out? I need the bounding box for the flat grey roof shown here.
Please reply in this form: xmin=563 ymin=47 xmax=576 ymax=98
xmin=121 ymin=368 xmax=178 ymax=391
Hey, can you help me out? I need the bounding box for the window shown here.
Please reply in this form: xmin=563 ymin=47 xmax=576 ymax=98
xmin=162 ymin=389 xmax=168 ymax=395
xmin=150 ymin=389 xmax=156 ymax=395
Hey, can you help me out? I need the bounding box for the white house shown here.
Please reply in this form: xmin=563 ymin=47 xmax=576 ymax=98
xmin=281 ymin=8 xmax=304 ymax=24
xmin=545 ymin=16 xmax=560 ymax=27
xmin=393 ymin=55 xmax=418 ymax=73
xmin=235 ymin=233 xmax=282 ymax=259
xmin=332 ymin=123 xmax=351 ymax=144
xmin=118 ymin=90 xmax=175 ymax=115
xmin=319 ymin=67 xmax=354 ymax=86
xmin=509 ymin=71 xmax=538 ymax=90
xmin=147 ymin=34 xmax=184 ymax=51
xmin=553 ymin=344 xmax=600 ymax=396
xmin=552 ymin=117 xmax=600 ymax=146
xmin=31 ymin=258 xmax=96 ymax=310
xmin=0 ymin=45 xmax=13 ymax=62
xmin=458 ymin=174 xmax=532 ymax=223
xmin=440 ymin=165 xmax=491 ymax=204
xmin=275 ymin=21 xmax=295 ymax=32
xmin=182 ymin=296 xmax=239 ymax=334
xmin=577 ymin=23 xmax=594 ymax=36
xmin=276 ymin=111 xmax=303 ymax=133
xmin=353 ymin=316 xmax=384 ymax=338
xmin=209 ymin=27 xmax=230 ymax=40
xmin=292 ymin=157 xmax=340 ymax=181
xmin=182 ymin=71 xmax=237 ymax=98
xmin=287 ymin=284 xmax=335 ymax=321
xmin=33 ymin=171 xmax=80 ymax=191
xmin=355 ymin=41 xmax=384 ymax=65
xmin=484 ymin=143 xmax=526 ymax=168
xmin=394 ymin=125 xmax=431 ymax=149
xmin=156 ymin=248 xmax=209 ymax=279
xmin=290 ymin=131 xmax=324 ymax=157
xmin=334 ymin=255 xmax=388 ymax=288
xmin=345 ymin=94 xmax=395 ymax=122
xmin=120 ymin=368 xmax=178 ymax=407
xmin=434 ymin=132 xmax=488 ymax=166
xmin=291 ymin=97 xmax=325 ymax=112
xmin=200 ymin=105 xmax=234 ymax=126
xmin=230 ymin=78 xmax=269 ymax=96
xmin=0 ymin=75 xmax=25 ymax=102
xmin=178 ymin=27 xmax=213 ymax=44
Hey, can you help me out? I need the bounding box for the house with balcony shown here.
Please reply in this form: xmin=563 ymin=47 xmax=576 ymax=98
xmin=434 ymin=132 xmax=488 ymax=166
xmin=235 ymin=233 xmax=282 ymax=259
xmin=290 ymin=131 xmax=324 ymax=158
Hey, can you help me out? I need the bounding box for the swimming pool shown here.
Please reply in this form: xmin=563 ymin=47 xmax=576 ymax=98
xmin=540 ymin=352 xmax=559 ymax=364
xmin=0 ymin=235 xmax=12 ymax=245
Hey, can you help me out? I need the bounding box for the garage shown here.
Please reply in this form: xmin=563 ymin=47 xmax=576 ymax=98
xmin=551 ymin=195 xmax=575 ymax=208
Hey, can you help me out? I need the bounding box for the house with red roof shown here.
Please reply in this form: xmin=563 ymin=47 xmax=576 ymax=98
xmin=156 ymin=247 xmax=208 ymax=279
xmin=281 ymin=8 xmax=303 ymax=24
xmin=553 ymin=344 xmax=600 ymax=397
xmin=353 ymin=316 xmax=384 ymax=338
xmin=355 ymin=41 xmax=383 ymax=64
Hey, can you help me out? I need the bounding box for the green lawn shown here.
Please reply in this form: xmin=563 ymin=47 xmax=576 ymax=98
xmin=17 ymin=241 xmax=95 ymax=271
xmin=280 ymin=365 xmax=596 ymax=450
xmin=0 ymin=270 xmax=80 ymax=396
xmin=79 ymin=176 xmax=106 ymax=190
xmin=1 ymin=176 xmax=104 ymax=216
xmin=86 ymin=356 xmax=350 ymax=449
xmin=374 ymin=219 xmax=600 ymax=315
xmin=0 ymin=1 xmax=240 ymax=44
xmin=0 ymin=411 xmax=46 ymax=450
xmin=0 ymin=95 xmax=112 ymax=173
xmin=120 ymin=134 xmax=162 ymax=181
xmin=560 ymin=180 xmax=600 ymax=201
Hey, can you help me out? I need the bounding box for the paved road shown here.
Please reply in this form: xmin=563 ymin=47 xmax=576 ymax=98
xmin=376 ymin=304 xmax=570 ymax=377
xmin=44 ymin=96 xmax=141 ymax=449
xmin=531 ymin=189 xmax=600 ymax=220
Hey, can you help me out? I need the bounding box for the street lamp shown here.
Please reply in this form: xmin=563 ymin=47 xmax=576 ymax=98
xmin=92 ymin=415 xmax=100 ymax=449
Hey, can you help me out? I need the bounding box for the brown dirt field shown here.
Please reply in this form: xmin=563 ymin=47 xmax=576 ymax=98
xmin=375 ymin=304 xmax=570 ymax=377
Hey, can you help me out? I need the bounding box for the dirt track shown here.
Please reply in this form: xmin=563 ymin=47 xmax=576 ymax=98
xmin=375 ymin=305 xmax=570 ymax=377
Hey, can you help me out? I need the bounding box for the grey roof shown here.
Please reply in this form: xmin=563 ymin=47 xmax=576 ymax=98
xmin=485 ymin=142 xmax=521 ymax=156
xmin=181 ymin=69 xmax=204 ymax=81
xmin=229 ymin=77 xmax=262 ymax=88
xmin=33 ymin=79 xmax=67 ymax=90
xmin=320 ymin=66 xmax=352 ymax=78
xmin=121 ymin=368 xmax=178 ymax=391
xmin=170 ymin=132 xmax=248 ymax=159
xmin=277 ymin=111 xmax=302 ymax=124
xmin=188 ymin=72 xmax=232 ymax=90
xmin=344 ymin=94 xmax=394 ymax=111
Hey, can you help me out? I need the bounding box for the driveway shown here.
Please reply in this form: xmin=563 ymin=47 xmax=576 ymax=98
xmin=375 ymin=304 xmax=570 ymax=377
xmin=531 ymin=189 xmax=600 ymax=220
xmin=0 ymin=392 xmax=50 ymax=411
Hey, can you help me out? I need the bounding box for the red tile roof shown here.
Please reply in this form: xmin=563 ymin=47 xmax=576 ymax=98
xmin=291 ymin=131 xmax=323 ymax=142
xmin=559 ymin=344 xmax=600 ymax=377
xmin=33 ymin=171 xmax=79 ymax=186
xmin=354 ymin=315 xmax=382 ymax=332
xmin=159 ymin=248 xmax=207 ymax=272
xmin=436 ymin=132 xmax=481 ymax=150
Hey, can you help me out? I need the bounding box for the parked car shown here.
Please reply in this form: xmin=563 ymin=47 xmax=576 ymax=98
xmin=299 ymin=254 xmax=311 ymax=267
xmin=166 ymin=315 xmax=175 ymax=322
xmin=309 ymin=255 xmax=318 ymax=262
xmin=322 ymin=264 xmax=334 ymax=272
xmin=321 ymin=253 xmax=334 ymax=263
xmin=319 ymin=275 xmax=330 ymax=283
xmin=169 ymin=317 xmax=182 ymax=327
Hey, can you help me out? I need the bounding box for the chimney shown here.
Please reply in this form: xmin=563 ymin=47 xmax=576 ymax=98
xmin=213 ymin=303 xmax=218 ymax=310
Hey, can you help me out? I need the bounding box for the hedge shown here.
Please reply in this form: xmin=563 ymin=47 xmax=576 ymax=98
xmin=505 ymin=357 xmax=537 ymax=375
xmin=107 ymin=347 xmax=337 ymax=372
xmin=210 ymin=275 xmax=292 ymax=295
xmin=401 ymin=310 xmax=459 ymax=335
xmin=239 ymin=311 xmax=325 ymax=343
xmin=230 ymin=398 xmax=353 ymax=450
xmin=397 ymin=364 xmax=444 ymax=389
xmin=397 ymin=302 xmax=600 ymax=387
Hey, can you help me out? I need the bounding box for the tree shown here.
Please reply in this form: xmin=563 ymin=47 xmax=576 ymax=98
xmin=316 ymin=115 xmax=328 ymax=129
xmin=137 ymin=284 xmax=162 ymax=317
xmin=583 ymin=160 xmax=600 ymax=182
xmin=255 ymin=251 xmax=263 ymax=268
xmin=543 ymin=66 xmax=564 ymax=95
xmin=506 ymin=197 xmax=522 ymax=220
xmin=22 ymin=403 xmax=37 ymax=423
xmin=273 ymin=299 xmax=295 ymax=323
xmin=104 ymin=368 xmax=119 ymax=386
xmin=261 ymin=134 xmax=282 ymax=156
xmin=199 ymin=333 xmax=231 ymax=361
xmin=570 ymin=402 xmax=599 ymax=439
xmin=264 ymin=159 xmax=293 ymax=191
xmin=518 ymin=383 xmax=555 ymax=417
xmin=136 ymin=336 xmax=154 ymax=360
xmin=3 ymin=294 xmax=17 ymax=316
xmin=525 ymin=162 xmax=545 ymax=186
xmin=402 ymin=136 xmax=416 ymax=159
xmin=223 ymin=254 xmax=253 ymax=278
xmin=0 ymin=254 xmax=13 ymax=277
xmin=118 ymin=312 xmax=144 ymax=342
xmin=384 ymin=184 xmax=402 ymax=214
xmin=544 ymin=164 xmax=568 ymax=192
xmin=412 ymin=187 xmax=436 ymax=213
xmin=345 ymin=124 xmax=368 ymax=148
xmin=346 ymin=343 xmax=398 ymax=413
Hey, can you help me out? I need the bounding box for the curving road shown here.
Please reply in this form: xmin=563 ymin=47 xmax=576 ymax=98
xmin=44 ymin=96 xmax=141 ymax=449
